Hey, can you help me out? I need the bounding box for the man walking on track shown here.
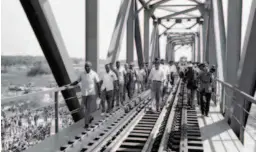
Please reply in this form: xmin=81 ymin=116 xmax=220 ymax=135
xmin=69 ymin=61 xmax=101 ymax=128
xmin=148 ymin=58 xmax=165 ymax=112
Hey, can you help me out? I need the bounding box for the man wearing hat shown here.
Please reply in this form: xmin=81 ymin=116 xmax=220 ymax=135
xmin=69 ymin=61 xmax=101 ymax=128
xmin=148 ymin=58 xmax=165 ymax=112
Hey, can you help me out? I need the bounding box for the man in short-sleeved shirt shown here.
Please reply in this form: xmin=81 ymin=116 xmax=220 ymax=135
xmin=116 ymin=61 xmax=126 ymax=106
xmin=148 ymin=58 xmax=165 ymax=112
xmin=101 ymin=64 xmax=117 ymax=113
xmin=70 ymin=62 xmax=101 ymax=128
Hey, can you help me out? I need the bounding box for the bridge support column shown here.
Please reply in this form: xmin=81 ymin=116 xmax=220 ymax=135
xmin=149 ymin=22 xmax=157 ymax=63
xmin=165 ymin=41 xmax=170 ymax=61
xmin=225 ymin=0 xmax=242 ymax=123
xmin=195 ymin=33 xmax=200 ymax=62
xmin=155 ymin=25 xmax=160 ymax=59
xmin=107 ymin=0 xmax=132 ymax=63
xmin=20 ymin=0 xmax=83 ymax=122
xmin=170 ymin=43 xmax=175 ymax=61
xmin=144 ymin=10 xmax=150 ymax=63
xmin=203 ymin=8 xmax=210 ymax=63
xmin=127 ymin=0 xmax=135 ymax=63
xmin=212 ymin=0 xmax=226 ymax=113
xmin=86 ymin=0 xmax=99 ymax=71
xmin=231 ymin=0 xmax=256 ymax=143
xmin=208 ymin=11 xmax=217 ymax=66
xmin=199 ymin=24 xmax=204 ymax=63
xmin=134 ymin=1 xmax=144 ymax=68
xmin=191 ymin=41 xmax=195 ymax=62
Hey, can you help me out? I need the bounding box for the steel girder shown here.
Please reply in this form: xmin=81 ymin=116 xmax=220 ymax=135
xmin=127 ymin=0 xmax=135 ymax=63
xmin=134 ymin=0 xmax=145 ymax=68
xmin=195 ymin=33 xmax=200 ymax=62
xmin=231 ymin=0 xmax=256 ymax=142
xmin=151 ymin=0 xmax=172 ymax=8
xmin=144 ymin=9 xmax=150 ymax=63
xmin=159 ymin=5 xmax=202 ymax=20
xmin=211 ymin=0 xmax=226 ymax=113
xmin=20 ymin=0 xmax=83 ymax=122
xmin=202 ymin=1 xmax=210 ymax=63
xmin=156 ymin=7 xmax=200 ymax=18
xmin=224 ymin=0 xmax=242 ymax=123
xmin=208 ymin=6 xmax=217 ymax=66
xmin=107 ymin=0 xmax=132 ymax=63
xmin=149 ymin=22 xmax=159 ymax=64
xmin=199 ymin=24 xmax=204 ymax=63
xmin=86 ymin=0 xmax=99 ymax=71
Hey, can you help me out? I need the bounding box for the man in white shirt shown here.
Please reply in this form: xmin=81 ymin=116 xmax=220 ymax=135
xmin=169 ymin=61 xmax=178 ymax=85
xmin=160 ymin=59 xmax=170 ymax=101
xmin=101 ymin=64 xmax=117 ymax=114
xmin=137 ymin=66 xmax=146 ymax=93
xmin=109 ymin=62 xmax=119 ymax=108
xmin=115 ymin=61 xmax=126 ymax=106
xmin=148 ymin=58 xmax=165 ymax=112
xmin=70 ymin=61 xmax=101 ymax=128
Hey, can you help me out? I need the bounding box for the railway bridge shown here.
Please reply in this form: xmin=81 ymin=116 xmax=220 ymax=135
xmin=2 ymin=0 xmax=256 ymax=151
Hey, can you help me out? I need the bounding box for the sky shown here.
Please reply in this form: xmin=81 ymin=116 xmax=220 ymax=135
xmin=1 ymin=0 xmax=253 ymax=60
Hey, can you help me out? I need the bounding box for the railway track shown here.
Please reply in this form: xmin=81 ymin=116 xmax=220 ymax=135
xmin=59 ymin=91 xmax=151 ymax=152
xmin=58 ymin=80 xmax=204 ymax=152
xmin=101 ymin=81 xmax=181 ymax=152
xmin=166 ymin=82 xmax=203 ymax=152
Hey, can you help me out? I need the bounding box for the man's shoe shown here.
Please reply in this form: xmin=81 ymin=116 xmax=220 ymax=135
xmin=89 ymin=117 xmax=94 ymax=123
xmin=84 ymin=124 xmax=89 ymax=129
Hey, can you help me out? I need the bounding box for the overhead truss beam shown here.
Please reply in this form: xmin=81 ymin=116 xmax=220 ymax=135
xmin=156 ymin=7 xmax=200 ymax=17
xmin=159 ymin=5 xmax=202 ymax=20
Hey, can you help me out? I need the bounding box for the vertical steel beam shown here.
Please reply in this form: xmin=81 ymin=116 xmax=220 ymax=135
xmin=170 ymin=42 xmax=175 ymax=61
xmin=165 ymin=41 xmax=170 ymax=61
xmin=192 ymin=41 xmax=195 ymax=62
xmin=231 ymin=0 xmax=256 ymax=142
xmin=107 ymin=0 xmax=132 ymax=63
xmin=134 ymin=1 xmax=144 ymax=68
xmin=144 ymin=9 xmax=150 ymax=63
xmin=208 ymin=10 xmax=217 ymax=66
xmin=154 ymin=25 xmax=160 ymax=59
xmin=127 ymin=0 xmax=135 ymax=63
xmin=203 ymin=11 xmax=210 ymax=63
xmin=199 ymin=24 xmax=204 ymax=63
xmin=149 ymin=22 xmax=160 ymax=63
xmin=212 ymin=0 xmax=226 ymax=113
xmin=195 ymin=33 xmax=200 ymax=62
xmin=20 ymin=0 xmax=83 ymax=122
xmin=225 ymin=0 xmax=242 ymax=121
xmin=86 ymin=0 xmax=98 ymax=71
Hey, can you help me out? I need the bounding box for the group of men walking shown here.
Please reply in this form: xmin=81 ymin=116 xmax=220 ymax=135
xmin=67 ymin=58 xmax=216 ymax=128
xmin=182 ymin=62 xmax=216 ymax=116
xmin=67 ymin=61 xmax=152 ymax=128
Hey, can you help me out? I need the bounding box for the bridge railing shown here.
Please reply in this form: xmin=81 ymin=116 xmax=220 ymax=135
xmin=1 ymin=85 xmax=83 ymax=150
xmin=215 ymin=79 xmax=256 ymax=142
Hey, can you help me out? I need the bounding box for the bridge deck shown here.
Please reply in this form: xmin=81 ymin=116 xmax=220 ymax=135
xmin=24 ymin=110 xmax=103 ymax=152
xmin=196 ymin=101 xmax=244 ymax=152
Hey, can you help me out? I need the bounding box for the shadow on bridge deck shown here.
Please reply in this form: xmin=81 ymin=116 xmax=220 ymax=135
xmin=196 ymin=101 xmax=245 ymax=152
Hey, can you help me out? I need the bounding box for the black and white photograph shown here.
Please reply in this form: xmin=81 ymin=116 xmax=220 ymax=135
xmin=1 ymin=0 xmax=256 ymax=152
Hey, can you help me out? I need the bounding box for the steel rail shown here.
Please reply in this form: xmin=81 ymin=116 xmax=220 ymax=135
xmin=142 ymin=80 xmax=181 ymax=152
xmin=158 ymin=80 xmax=182 ymax=151
xmin=59 ymin=91 xmax=151 ymax=152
